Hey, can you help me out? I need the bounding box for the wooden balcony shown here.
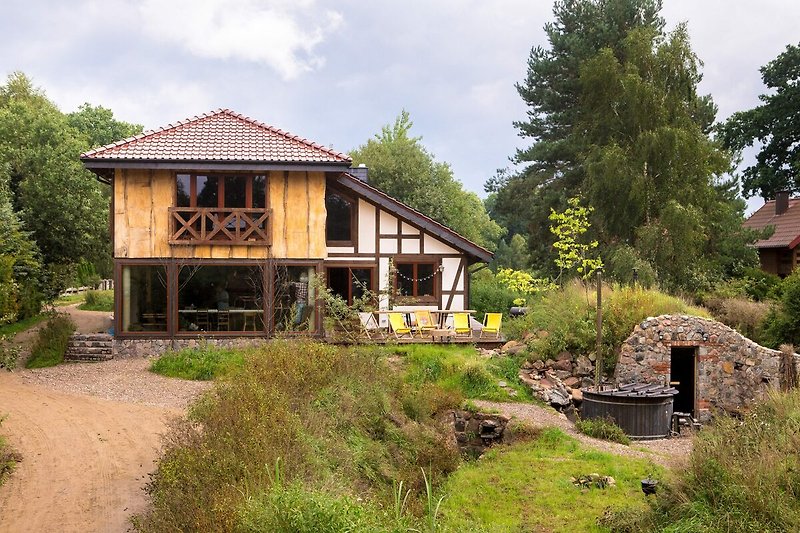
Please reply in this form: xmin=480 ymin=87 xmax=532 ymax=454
xmin=169 ymin=207 xmax=272 ymax=246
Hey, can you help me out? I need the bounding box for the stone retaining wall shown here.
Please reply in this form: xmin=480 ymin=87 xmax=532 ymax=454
xmin=113 ymin=337 xmax=269 ymax=357
xmin=615 ymin=314 xmax=800 ymax=422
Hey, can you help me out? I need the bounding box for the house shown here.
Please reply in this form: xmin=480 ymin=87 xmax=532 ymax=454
xmin=743 ymin=191 xmax=800 ymax=277
xmin=80 ymin=109 xmax=491 ymax=350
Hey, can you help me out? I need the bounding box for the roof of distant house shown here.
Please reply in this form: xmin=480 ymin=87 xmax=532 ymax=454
xmin=743 ymin=197 xmax=800 ymax=249
xmin=80 ymin=108 xmax=351 ymax=164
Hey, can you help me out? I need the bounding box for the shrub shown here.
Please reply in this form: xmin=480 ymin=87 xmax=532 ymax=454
xmin=470 ymin=269 xmax=518 ymax=321
xmin=0 ymin=416 xmax=22 ymax=485
xmin=150 ymin=344 xmax=245 ymax=380
xmin=0 ymin=335 xmax=20 ymax=370
xmin=79 ymin=290 xmax=113 ymax=312
xmin=575 ymin=416 xmax=631 ymax=445
xmin=134 ymin=341 xmax=460 ymax=532
xmin=762 ymin=271 xmax=800 ymax=348
xmin=705 ymin=297 xmax=772 ymax=344
xmin=604 ymin=389 xmax=800 ymax=532
xmin=25 ymin=312 xmax=75 ymax=368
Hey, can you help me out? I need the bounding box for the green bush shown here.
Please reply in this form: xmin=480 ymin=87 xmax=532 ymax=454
xmin=134 ymin=341 xmax=460 ymax=532
xmin=470 ymin=269 xmax=518 ymax=321
xmin=1 ymin=416 xmax=21 ymax=486
xmin=506 ymin=281 xmax=708 ymax=371
xmin=78 ymin=290 xmax=113 ymax=312
xmin=25 ymin=312 xmax=75 ymax=368
xmin=762 ymin=270 xmax=800 ymax=349
xmin=705 ymin=296 xmax=772 ymax=344
xmin=602 ymin=389 xmax=800 ymax=532
xmin=150 ymin=344 xmax=245 ymax=380
xmin=0 ymin=335 xmax=20 ymax=370
xmin=575 ymin=416 xmax=631 ymax=445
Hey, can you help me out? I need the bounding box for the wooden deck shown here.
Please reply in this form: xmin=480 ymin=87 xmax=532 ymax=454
xmin=325 ymin=332 xmax=505 ymax=349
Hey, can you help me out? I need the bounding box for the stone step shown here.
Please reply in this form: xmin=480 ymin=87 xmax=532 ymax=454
xmin=66 ymin=346 xmax=112 ymax=354
xmin=67 ymin=341 xmax=113 ymax=349
xmin=64 ymin=352 xmax=113 ymax=362
xmin=70 ymin=334 xmax=112 ymax=342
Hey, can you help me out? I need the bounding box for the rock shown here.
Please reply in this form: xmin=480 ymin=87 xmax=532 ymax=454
xmin=501 ymin=340 xmax=523 ymax=353
xmin=722 ymin=361 xmax=734 ymax=374
xmin=498 ymin=380 xmax=508 ymax=388
xmin=552 ymin=358 xmax=572 ymax=372
xmin=564 ymin=376 xmax=581 ymax=388
xmin=544 ymin=359 xmax=556 ymax=368
xmin=506 ymin=343 xmax=527 ymax=356
xmin=587 ymin=351 xmax=597 ymax=362
xmin=554 ymin=370 xmax=572 ymax=380
xmin=523 ymin=332 xmax=537 ymax=343
xmin=539 ymin=377 xmax=555 ymax=390
xmin=556 ymin=351 xmax=572 ymax=362
xmin=518 ymin=371 xmax=538 ymax=388
xmin=532 ymin=360 xmax=545 ymax=371
xmin=574 ymin=355 xmax=593 ymax=376
xmin=571 ymin=388 xmax=583 ymax=402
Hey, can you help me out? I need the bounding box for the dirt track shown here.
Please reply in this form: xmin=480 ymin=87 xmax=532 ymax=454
xmin=0 ymin=372 xmax=178 ymax=533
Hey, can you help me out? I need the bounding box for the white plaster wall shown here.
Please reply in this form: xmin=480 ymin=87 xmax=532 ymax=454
xmin=401 ymin=222 xmax=419 ymax=235
xmin=380 ymin=238 xmax=398 ymax=254
xmin=424 ymin=234 xmax=457 ymax=254
xmin=327 ymin=246 xmax=355 ymax=255
xmin=441 ymin=257 xmax=462 ymax=290
xmin=401 ymin=238 xmax=420 ymax=254
xmin=358 ymin=200 xmax=376 ymax=253
xmin=380 ymin=210 xmax=397 ymax=233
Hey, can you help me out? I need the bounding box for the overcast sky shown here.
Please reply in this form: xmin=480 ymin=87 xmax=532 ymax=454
xmin=2 ymin=1 xmax=798 ymax=213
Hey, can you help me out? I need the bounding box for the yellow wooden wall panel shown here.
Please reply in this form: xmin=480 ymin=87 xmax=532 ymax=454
xmin=307 ymin=171 xmax=327 ymax=258
xmin=285 ymin=171 xmax=309 ymax=257
xmin=151 ymin=170 xmax=173 ymax=257
xmin=269 ymin=171 xmax=287 ymax=257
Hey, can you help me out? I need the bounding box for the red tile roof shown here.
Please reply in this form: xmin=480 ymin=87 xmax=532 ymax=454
xmin=80 ymin=108 xmax=351 ymax=164
xmin=743 ymin=198 xmax=800 ymax=249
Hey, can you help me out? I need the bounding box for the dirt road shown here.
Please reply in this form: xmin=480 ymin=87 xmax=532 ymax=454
xmin=0 ymin=372 xmax=179 ymax=533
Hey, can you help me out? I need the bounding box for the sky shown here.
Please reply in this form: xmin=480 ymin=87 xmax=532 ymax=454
xmin=2 ymin=0 xmax=798 ymax=213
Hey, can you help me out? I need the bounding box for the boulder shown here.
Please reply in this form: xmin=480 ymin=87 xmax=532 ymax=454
xmin=563 ymin=376 xmax=581 ymax=388
xmin=571 ymin=388 xmax=583 ymax=402
xmin=552 ymin=358 xmax=572 ymax=372
xmin=532 ymin=360 xmax=545 ymax=371
xmin=574 ymin=355 xmax=593 ymax=377
xmin=556 ymin=351 xmax=572 ymax=362
xmin=501 ymin=340 xmax=523 ymax=353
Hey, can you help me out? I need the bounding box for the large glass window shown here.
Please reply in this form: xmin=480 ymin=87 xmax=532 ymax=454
xmin=396 ymin=262 xmax=436 ymax=302
xmin=327 ymin=267 xmax=374 ymax=305
xmin=325 ymin=189 xmax=354 ymax=243
xmin=121 ymin=265 xmax=168 ymax=332
xmin=175 ymin=174 xmax=266 ymax=209
xmin=274 ymin=265 xmax=316 ymax=333
xmin=177 ymin=265 xmax=264 ymax=332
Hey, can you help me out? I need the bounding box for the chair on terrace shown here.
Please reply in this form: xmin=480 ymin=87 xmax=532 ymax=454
xmin=359 ymin=312 xmax=380 ymax=339
xmin=413 ymin=310 xmax=437 ymax=337
xmin=452 ymin=312 xmax=472 ymax=338
xmin=388 ymin=312 xmax=413 ymax=339
xmin=480 ymin=313 xmax=502 ymax=339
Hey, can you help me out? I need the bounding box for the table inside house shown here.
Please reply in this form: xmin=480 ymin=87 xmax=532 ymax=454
xmin=178 ymin=308 xmax=263 ymax=331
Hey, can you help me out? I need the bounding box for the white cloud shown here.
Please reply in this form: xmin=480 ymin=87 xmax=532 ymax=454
xmin=138 ymin=0 xmax=343 ymax=80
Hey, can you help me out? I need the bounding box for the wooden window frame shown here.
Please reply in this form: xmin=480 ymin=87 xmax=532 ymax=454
xmin=393 ymin=258 xmax=440 ymax=305
xmin=325 ymin=184 xmax=358 ymax=247
xmin=176 ymin=172 xmax=267 ymax=209
xmin=325 ymin=265 xmax=376 ymax=305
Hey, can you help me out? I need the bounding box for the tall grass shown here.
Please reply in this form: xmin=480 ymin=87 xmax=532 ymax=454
xmin=134 ymin=341 xmax=460 ymax=532
xmin=506 ymin=281 xmax=708 ymax=370
xmin=0 ymin=416 xmax=21 ymax=485
xmin=78 ymin=290 xmax=114 ymax=312
xmin=603 ymin=389 xmax=800 ymax=532
xmin=25 ymin=312 xmax=75 ymax=368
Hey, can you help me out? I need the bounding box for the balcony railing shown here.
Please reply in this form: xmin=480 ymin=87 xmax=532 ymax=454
xmin=169 ymin=207 xmax=272 ymax=246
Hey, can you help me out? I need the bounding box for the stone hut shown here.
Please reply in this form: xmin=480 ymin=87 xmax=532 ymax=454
xmin=615 ymin=314 xmax=799 ymax=422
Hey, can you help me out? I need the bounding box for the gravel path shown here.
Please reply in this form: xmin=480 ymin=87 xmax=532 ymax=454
xmin=475 ymin=400 xmax=694 ymax=469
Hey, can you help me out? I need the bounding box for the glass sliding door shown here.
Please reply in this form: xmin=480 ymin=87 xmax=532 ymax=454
xmin=121 ymin=265 xmax=168 ymax=332
xmin=273 ymin=265 xmax=317 ymax=333
xmin=177 ymin=265 xmax=264 ymax=333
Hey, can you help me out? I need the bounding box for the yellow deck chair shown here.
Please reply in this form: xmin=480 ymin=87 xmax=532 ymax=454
xmin=452 ymin=312 xmax=472 ymax=337
xmin=414 ymin=310 xmax=437 ymax=337
xmin=388 ymin=312 xmax=413 ymax=339
xmin=480 ymin=312 xmax=502 ymax=338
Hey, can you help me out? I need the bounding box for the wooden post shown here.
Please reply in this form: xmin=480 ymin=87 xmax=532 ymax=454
xmin=595 ymin=269 xmax=603 ymax=391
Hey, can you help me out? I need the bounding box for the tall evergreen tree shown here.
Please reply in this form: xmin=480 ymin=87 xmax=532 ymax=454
xmin=719 ymin=43 xmax=800 ymax=199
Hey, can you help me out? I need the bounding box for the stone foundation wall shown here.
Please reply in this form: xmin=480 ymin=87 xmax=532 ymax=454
xmin=615 ymin=315 xmax=799 ymax=421
xmin=113 ymin=337 xmax=270 ymax=357
xmin=448 ymin=410 xmax=508 ymax=458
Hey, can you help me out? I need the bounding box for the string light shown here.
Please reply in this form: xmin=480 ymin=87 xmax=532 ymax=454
xmin=394 ymin=265 xmax=444 ymax=283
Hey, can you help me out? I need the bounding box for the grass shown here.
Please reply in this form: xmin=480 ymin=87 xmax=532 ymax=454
xmin=605 ymin=388 xmax=800 ymax=532
xmin=25 ymin=313 xmax=76 ymax=368
xmin=392 ymin=344 xmax=534 ymax=402
xmin=150 ymin=344 xmax=246 ymax=380
xmin=134 ymin=341 xmax=461 ymax=532
xmin=438 ymin=427 xmax=661 ymax=532
xmin=54 ymin=293 xmax=85 ymax=306
xmin=576 ymin=416 xmax=631 ymax=445
xmin=77 ymin=290 xmax=113 ymax=312
xmin=0 ymin=313 xmax=46 ymax=338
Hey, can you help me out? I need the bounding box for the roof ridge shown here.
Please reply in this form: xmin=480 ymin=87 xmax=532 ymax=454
xmin=80 ymin=108 xmax=229 ymax=158
xmin=80 ymin=108 xmax=351 ymax=162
